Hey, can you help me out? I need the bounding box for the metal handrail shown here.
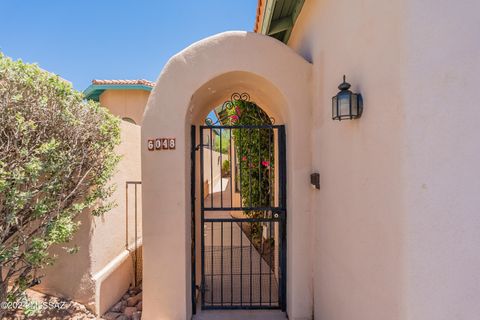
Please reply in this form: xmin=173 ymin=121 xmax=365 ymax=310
xmin=126 ymin=181 xmax=142 ymax=286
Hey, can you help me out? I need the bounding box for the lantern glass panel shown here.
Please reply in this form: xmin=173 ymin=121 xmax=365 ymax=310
xmin=332 ymin=96 xmax=338 ymax=118
xmin=338 ymin=93 xmax=350 ymax=117
xmin=351 ymin=94 xmax=358 ymax=117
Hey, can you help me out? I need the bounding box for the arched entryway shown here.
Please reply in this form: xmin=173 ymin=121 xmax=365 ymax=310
xmin=192 ymin=94 xmax=287 ymax=312
xmin=141 ymin=31 xmax=312 ymax=320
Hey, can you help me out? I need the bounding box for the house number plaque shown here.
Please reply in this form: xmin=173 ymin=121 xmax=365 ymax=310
xmin=147 ymin=138 xmax=176 ymax=151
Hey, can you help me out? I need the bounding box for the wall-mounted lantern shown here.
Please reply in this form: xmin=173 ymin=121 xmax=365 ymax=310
xmin=332 ymin=75 xmax=363 ymax=121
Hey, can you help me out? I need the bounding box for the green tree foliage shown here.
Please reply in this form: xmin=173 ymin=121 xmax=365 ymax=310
xmin=213 ymin=130 xmax=230 ymax=154
xmin=0 ymin=53 xmax=120 ymax=310
xmin=221 ymin=159 xmax=230 ymax=177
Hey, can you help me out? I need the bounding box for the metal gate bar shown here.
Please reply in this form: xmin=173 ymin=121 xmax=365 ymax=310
xmin=125 ymin=181 xmax=142 ymax=287
xmin=202 ymin=218 xmax=280 ymax=308
xmin=198 ymin=125 xmax=286 ymax=310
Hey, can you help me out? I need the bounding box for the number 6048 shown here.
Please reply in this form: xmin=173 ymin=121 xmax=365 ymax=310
xmin=147 ymin=138 xmax=176 ymax=151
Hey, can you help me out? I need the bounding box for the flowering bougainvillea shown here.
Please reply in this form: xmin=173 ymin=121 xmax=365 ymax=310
xmin=226 ymin=100 xmax=274 ymax=222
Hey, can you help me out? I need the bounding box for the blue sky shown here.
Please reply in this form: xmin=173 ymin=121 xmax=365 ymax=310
xmin=0 ymin=1 xmax=257 ymax=91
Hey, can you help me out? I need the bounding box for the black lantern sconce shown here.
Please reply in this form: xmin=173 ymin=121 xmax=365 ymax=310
xmin=332 ymin=75 xmax=363 ymax=121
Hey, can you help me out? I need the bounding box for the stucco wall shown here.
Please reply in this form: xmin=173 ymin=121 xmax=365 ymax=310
xmin=142 ymin=32 xmax=312 ymax=320
xmin=202 ymin=148 xmax=227 ymax=197
xmin=100 ymin=90 xmax=150 ymax=125
xmin=91 ymin=121 xmax=142 ymax=275
xmin=404 ymin=1 xmax=480 ymax=319
xmin=90 ymin=121 xmax=143 ymax=315
xmin=35 ymin=209 xmax=96 ymax=309
xmin=288 ymin=0 xmax=480 ymax=319
xmin=288 ymin=0 xmax=407 ymax=319
xmin=36 ymin=121 xmax=142 ymax=315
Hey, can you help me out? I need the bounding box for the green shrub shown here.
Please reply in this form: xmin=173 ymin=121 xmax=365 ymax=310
xmin=222 ymin=159 xmax=230 ymax=177
xmin=228 ymin=100 xmax=274 ymax=213
xmin=214 ymin=130 xmax=230 ymax=154
xmin=0 ymin=53 xmax=120 ymax=310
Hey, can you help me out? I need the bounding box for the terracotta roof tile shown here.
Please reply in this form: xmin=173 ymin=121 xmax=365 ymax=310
xmin=91 ymin=79 xmax=155 ymax=87
xmin=254 ymin=0 xmax=265 ymax=33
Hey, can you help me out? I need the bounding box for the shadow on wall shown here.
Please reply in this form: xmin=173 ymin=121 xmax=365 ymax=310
xmin=35 ymin=210 xmax=96 ymax=310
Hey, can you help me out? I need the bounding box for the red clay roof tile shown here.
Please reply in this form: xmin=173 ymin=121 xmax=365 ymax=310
xmin=91 ymin=79 xmax=155 ymax=87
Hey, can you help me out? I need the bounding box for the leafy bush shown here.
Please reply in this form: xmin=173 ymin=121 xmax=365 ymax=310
xmin=214 ymin=130 xmax=230 ymax=154
xmin=222 ymin=100 xmax=274 ymax=246
xmin=207 ymin=97 xmax=275 ymax=257
xmin=0 ymin=53 xmax=120 ymax=310
xmin=227 ymin=100 xmax=274 ymax=212
xmin=222 ymin=159 xmax=230 ymax=177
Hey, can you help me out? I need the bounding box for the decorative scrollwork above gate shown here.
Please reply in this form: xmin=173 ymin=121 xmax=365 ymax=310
xmin=205 ymin=92 xmax=275 ymax=126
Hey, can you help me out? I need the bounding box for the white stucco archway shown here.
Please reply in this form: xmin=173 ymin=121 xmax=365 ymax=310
xmin=141 ymin=31 xmax=312 ymax=320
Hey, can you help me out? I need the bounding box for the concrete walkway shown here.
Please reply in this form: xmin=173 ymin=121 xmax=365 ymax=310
xmin=193 ymin=310 xmax=287 ymax=320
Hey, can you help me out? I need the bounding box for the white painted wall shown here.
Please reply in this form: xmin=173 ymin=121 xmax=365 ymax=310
xmin=288 ymin=0 xmax=480 ymax=319
xmin=404 ymin=0 xmax=480 ymax=319
xmin=289 ymin=0 xmax=407 ymax=319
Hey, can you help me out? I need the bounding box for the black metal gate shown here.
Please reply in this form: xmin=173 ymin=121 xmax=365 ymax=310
xmin=194 ymin=121 xmax=286 ymax=311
